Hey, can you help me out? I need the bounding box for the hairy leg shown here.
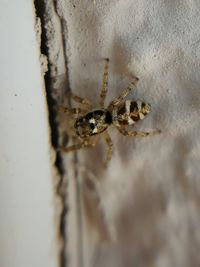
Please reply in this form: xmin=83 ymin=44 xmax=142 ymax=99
xmin=57 ymin=106 xmax=88 ymax=115
xmin=104 ymin=131 xmax=114 ymax=165
xmin=57 ymin=139 xmax=96 ymax=153
xmin=99 ymin=58 xmax=110 ymax=108
xmin=117 ymin=127 xmax=161 ymax=137
xmin=69 ymin=91 xmax=93 ymax=109
xmin=108 ymin=76 xmax=139 ymax=109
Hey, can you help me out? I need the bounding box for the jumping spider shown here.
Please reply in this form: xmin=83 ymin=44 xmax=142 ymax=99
xmin=57 ymin=58 xmax=161 ymax=165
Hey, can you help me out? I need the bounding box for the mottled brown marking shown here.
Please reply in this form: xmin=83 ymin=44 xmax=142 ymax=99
xmin=117 ymin=103 xmax=126 ymax=116
xmin=130 ymin=101 xmax=139 ymax=113
xmin=130 ymin=114 xmax=140 ymax=122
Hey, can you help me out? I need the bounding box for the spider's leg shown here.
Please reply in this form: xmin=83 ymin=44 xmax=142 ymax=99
xmin=99 ymin=58 xmax=109 ymax=108
xmin=117 ymin=127 xmax=161 ymax=137
xmin=108 ymin=76 xmax=139 ymax=109
xmin=57 ymin=139 xmax=96 ymax=153
xmin=104 ymin=131 xmax=114 ymax=165
xmin=69 ymin=92 xmax=93 ymax=109
xmin=57 ymin=106 xmax=88 ymax=115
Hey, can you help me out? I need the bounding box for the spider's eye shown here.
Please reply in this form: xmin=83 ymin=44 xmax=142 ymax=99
xmin=90 ymin=123 xmax=95 ymax=130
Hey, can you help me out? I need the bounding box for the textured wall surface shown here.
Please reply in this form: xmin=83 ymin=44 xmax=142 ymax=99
xmin=46 ymin=1 xmax=200 ymax=267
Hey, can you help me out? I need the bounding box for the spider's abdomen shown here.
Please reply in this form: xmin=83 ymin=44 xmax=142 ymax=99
xmin=114 ymin=100 xmax=151 ymax=126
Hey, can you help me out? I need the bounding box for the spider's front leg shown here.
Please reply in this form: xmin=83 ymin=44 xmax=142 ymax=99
xmin=117 ymin=127 xmax=161 ymax=137
xmin=57 ymin=106 xmax=88 ymax=116
xmin=57 ymin=138 xmax=96 ymax=153
xmin=99 ymin=58 xmax=110 ymax=108
xmin=104 ymin=131 xmax=114 ymax=166
xmin=69 ymin=91 xmax=93 ymax=110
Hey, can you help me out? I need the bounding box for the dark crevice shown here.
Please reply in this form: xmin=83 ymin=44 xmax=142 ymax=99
xmin=34 ymin=0 xmax=64 ymax=173
xmin=52 ymin=1 xmax=84 ymax=265
xmin=34 ymin=1 xmax=68 ymax=267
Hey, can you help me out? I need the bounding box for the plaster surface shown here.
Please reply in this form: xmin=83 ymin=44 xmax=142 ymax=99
xmin=47 ymin=1 xmax=200 ymax=266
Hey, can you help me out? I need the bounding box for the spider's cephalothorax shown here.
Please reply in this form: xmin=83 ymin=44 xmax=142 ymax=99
xmin=57 ymin=58 xmax=161 ymax=165
xmin=75 ymin=109 xmax=112 ymax=137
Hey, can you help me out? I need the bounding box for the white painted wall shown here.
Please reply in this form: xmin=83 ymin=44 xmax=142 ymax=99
xmin=0 ymin=1 xmax=58 ymax=267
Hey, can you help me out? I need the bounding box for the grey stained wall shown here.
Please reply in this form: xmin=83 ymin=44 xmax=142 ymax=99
xmin=45 ymin=1 xmax=200 ymax=267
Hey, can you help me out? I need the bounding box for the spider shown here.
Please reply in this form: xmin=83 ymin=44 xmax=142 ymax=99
xmin=57 ymin=58 xmax=161 ymax=165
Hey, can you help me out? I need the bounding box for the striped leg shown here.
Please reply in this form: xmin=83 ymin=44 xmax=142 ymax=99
xmin=99 ymin=58 xmax=110 ymax=108
xmin=117 ymin=127 xmax=161 ymax=137
xmin=69 ymin=92 xmax=93 ymax=109
xmin=104 ymin=131 xmax=114 ymax=165
xmin=108 ymin=76 xmax=139 ymax=109
xmin=57 ymin=106 xmax=87 ymax=115
xmin=57 ymin=139 xmax=96 ymax=153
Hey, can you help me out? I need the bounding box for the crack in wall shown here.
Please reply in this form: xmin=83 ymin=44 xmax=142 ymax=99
xmin=34 ymin=1 xmax=85 ymax=266
xmin=52 ymin=1 xmax=85 ymax=266
xmin=34 ymin=1 xmax=69 ymax=267
xmin=50 ymin=1 xmax=85 ymax=266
